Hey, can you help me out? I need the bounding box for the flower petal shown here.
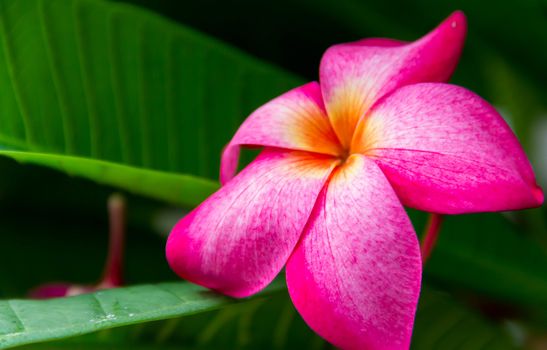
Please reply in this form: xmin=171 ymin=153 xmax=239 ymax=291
xmin=353 ymin=83 xmax=543 ymax=214
xmin=320 ymin=11 xmax=466 ymax=148
xmin=220 ymin=82 xmax=341 ymax=184
xmin=167 ymin=148 xmax=338 ymax=298
xmin=286 ymin=154 xmax=422 ymax=350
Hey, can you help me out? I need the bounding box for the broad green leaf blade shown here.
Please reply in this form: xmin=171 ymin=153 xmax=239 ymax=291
xmin=0 ymin=0 xmax=300 ymax=206
xmin=5 ymin=286 xmax=516 ymax=350
xmin=0 ymin=281 xmax=283 ymax=349
xmin=0 ymin=151 xmax=218 ymax=208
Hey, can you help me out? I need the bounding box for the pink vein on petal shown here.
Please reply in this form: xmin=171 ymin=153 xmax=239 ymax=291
xmin=167 ymin=148 xmax=338 ymax=298
xmin=320 ymin=11 xmax=466 ymax=148
xmin=353 ymin=83 xmax=543 ymax=213
xmin=286 ymin=155 xmax=422 ymax=350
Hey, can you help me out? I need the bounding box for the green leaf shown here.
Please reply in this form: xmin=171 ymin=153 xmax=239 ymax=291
xmin=0 ymin=151 xmax=218 ymax=208
xmin=5 ymin=286 xmax=516 ymax=350
xmin=0 ymin=281 xmax=284 ymax=349
xmin=0 ymin=0 xmax=299 ymax=206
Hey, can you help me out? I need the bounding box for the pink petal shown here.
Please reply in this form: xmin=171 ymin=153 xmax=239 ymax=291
xmin=286 ymin=155 xmax=422 ymax=350
xmin=220 ymin=82 xmax=341 ymax=184
xmin=320 ymin=11 xmax=466 ymax=148
xmin=167 ymin=149 xmax=338 ymax=298
xmin=353 ymin=83 xmax=543 ymax=214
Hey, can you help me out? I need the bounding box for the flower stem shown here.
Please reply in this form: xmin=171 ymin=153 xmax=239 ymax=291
xmin=99 ymin=193 xmax=126 ymax=288
xmin=421 ymin=213 xmax=443 ymax=265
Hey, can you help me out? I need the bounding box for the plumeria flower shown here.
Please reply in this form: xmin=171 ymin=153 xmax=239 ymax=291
xmin=167 ymin=11 xmax=543 ymax=349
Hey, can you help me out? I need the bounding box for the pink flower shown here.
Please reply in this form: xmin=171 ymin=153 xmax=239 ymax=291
xmin=166 ymin=12 xmax=543 ymax=349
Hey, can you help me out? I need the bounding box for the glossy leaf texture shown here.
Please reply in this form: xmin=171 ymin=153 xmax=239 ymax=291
xmin=0 ymin=281 xmax=284 ymax=349
xmin=0 ymin=0 xmax=299 ymax=207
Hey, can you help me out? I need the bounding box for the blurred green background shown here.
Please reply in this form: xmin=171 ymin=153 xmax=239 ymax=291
xmin=0 ymin=0 xmax=545 ymax=349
